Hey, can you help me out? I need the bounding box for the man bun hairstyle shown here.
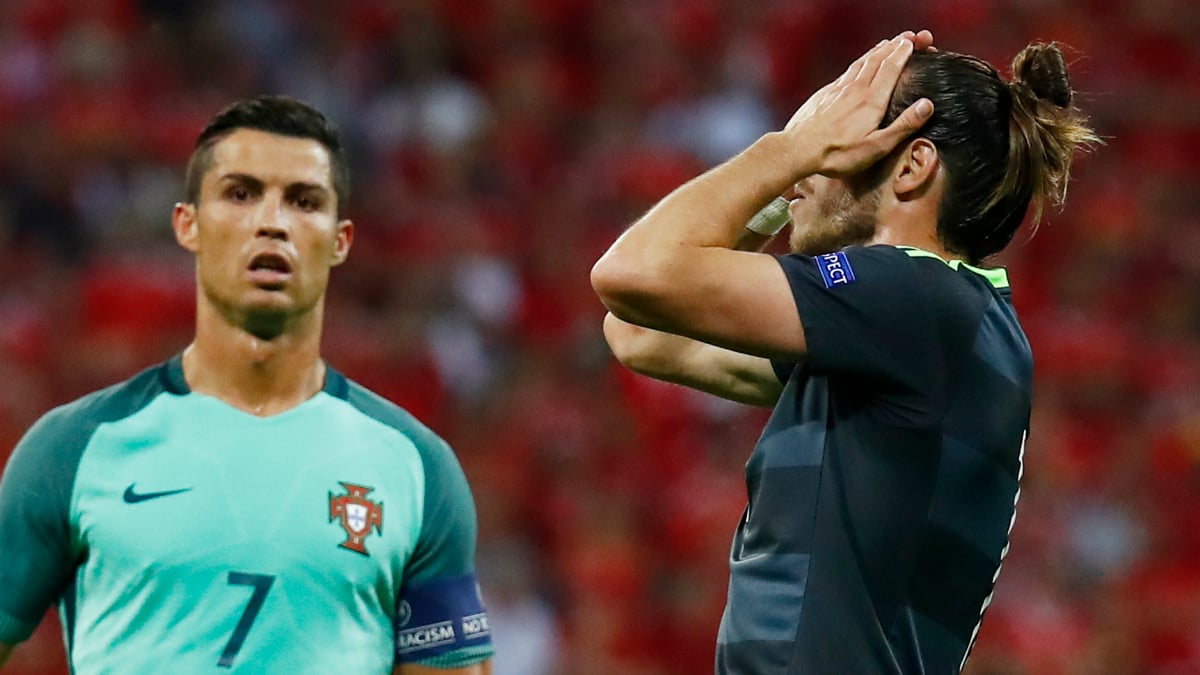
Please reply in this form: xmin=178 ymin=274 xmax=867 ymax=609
xmin=884 ymin=42 xmax=1100 ymax=264
xmin=184 ymin=95 xmax=350 ymax=214
xmin=1000 ymin=43 xmax=1098 ymax=235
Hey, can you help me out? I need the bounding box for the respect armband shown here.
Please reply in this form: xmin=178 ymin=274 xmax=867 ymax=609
xmin=745 ymin=197 xmax=792 ymax=236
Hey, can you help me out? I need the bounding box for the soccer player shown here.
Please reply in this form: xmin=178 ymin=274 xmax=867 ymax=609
xmin=0 ymin=97 xmax=494 ymax=674
xmin=592 ymin=31 xmax=1098 ymax=674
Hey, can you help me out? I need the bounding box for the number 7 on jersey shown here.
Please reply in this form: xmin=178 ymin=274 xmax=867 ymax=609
xmin=219 ymin=572 xmax=276 ymax=668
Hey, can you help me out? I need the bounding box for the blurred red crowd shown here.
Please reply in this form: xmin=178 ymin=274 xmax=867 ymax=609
xmin=1 ymin=1 xmax=1198 ymax=674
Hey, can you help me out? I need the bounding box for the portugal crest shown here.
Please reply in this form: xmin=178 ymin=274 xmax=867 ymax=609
xmin=329 ymin=482 xmax=383 ymax=555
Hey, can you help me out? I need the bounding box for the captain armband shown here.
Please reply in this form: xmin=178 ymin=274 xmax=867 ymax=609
xmin=393 ymin=573 xmax=492 ymax=662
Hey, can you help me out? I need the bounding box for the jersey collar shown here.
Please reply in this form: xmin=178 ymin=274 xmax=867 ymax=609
xmin=161 ymin=352 xmax=350 ymax=399
xmin=895 ymin=245 xmax=1010 ymax=290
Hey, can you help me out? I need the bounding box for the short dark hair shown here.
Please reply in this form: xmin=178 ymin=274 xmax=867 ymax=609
xmin=883 ymin=44 xmax=1099 ymax=264
xmin=184 ymin=95 xmax=350 ymax=213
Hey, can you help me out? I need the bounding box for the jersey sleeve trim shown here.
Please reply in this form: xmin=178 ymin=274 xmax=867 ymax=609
xmin=336 ymin=376 xmax=494 ymax=665
xmin=0 ymin=361 xmax=172 ymax=644
xmin=340 ymin=379 xmax=480 ymax=581
xmin=414 ymin=644 xmax=495 ymax=669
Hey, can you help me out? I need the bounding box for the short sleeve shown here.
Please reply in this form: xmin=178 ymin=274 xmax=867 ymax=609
xmin=0 ymin=407 xmax=85 ymax=643
xmin=393 ymin=430 xmax=493 ymax=667
xmin=774 ymin=246 xmax=946 ymax=424
xmin=340 ymin=381 xmax=495 ymax=668
xmin=0 ymin=365 xmax=168 ymax=645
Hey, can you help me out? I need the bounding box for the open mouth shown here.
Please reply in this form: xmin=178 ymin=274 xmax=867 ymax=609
xmin=247 ymin=252 xmax=293 ymax=288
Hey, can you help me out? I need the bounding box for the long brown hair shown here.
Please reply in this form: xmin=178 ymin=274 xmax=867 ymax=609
xmin=884 ymin=43 xmax=1101 ymax=264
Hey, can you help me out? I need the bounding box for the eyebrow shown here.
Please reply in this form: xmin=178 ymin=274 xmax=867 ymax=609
xmin=218 ymin=173 xmax=263 ymax=189
xmin=284 ymin=182 xmax=332 ymax=198
xmin=218 ymin=173 xmax=332 ymax=197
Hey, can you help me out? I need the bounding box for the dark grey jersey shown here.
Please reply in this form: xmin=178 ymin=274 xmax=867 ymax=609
xmin=716 ymin=245 xmax=1031 ymax=675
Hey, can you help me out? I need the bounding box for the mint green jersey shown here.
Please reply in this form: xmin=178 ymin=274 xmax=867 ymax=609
xmin=0 ymin=356 xmax=493 ymax=673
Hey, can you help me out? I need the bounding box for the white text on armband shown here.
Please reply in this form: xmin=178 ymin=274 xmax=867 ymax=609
xmin=817 ymin=251 xmax=856 ymax=289
xmin=396 ymin=613 xmax=491 ymax=654
xmin=397 ymin=622 xmax=457 ymax=653
xmin=462 ymin=613 xmax=491 ymax=640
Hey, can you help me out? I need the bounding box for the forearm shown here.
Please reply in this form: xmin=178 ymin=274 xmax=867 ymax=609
xmin=598 ymin=222 xmax=775 ymax=373
xmin=596 ymin=132 xmax=804 ymax=269
xmin=591 ymin=135 xmax=804 ymax=329
xmin=603 ymin=313 xmax=783 ymax=407
xmin=591 ymin=33 xmax=935 ymax=364
xmin=733 ymin=227 xmax=777 ymax=253
xmin=647 ymin=134 xmax=800 ymax=244
xmin=603 ymin=312 xmax=702 ymax=377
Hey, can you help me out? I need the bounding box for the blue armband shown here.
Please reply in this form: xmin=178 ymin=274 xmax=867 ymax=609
xmin=394 ymin=573 xmax=492 ymax=662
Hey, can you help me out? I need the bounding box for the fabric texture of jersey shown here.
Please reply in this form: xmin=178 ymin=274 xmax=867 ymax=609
xmin=715 ymin=245 xmax=1032 ymax=675
xmin=0 ymin=355 xmax=493 ymax=673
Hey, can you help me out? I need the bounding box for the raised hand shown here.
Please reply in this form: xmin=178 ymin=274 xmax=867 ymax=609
xmin=782 ymin=33 xmax=934 ymax=179
xmin=901 ymin=29 xmax=935 ymax=52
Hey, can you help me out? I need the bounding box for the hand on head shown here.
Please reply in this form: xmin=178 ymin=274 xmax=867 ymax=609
xmin=782 ymin=30 xmax=935 ymax=180
xmin=900 ymin=30 xmax=935 ymax=52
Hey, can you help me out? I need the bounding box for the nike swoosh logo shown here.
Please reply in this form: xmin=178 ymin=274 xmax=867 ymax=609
xmin=123 ymin=484 xmax=193 ymax=504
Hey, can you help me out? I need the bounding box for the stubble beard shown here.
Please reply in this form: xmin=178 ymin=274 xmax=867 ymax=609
xmin=200 ymin=277 xmax=312 ymax=342
xmin=788 ymin=183 xmax=882 ymax=256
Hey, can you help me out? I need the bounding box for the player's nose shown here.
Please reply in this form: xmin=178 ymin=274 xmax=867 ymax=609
xmin=252 ymin=195 xmax=291 ymax=241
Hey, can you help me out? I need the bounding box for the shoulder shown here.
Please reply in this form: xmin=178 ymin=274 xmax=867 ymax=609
xmin=330 ymin=376 xmax=467 ymax=494
xmin=338 ymin=378 xmax=452 ymax=456
xmin=839 ymin=244 xmax=983 ymax=286
xmin=774 ymin=244 xmax=968 ymax=317
xmin=776 ymin=244 xmax=932 ymax=290
xmin=19 ymin=361 xmax=173 ymax=459
xmin=852 ymin=245 xmax=1007 ymax=312
xmin=2 ymin=361 xmax=174 ymax=517
xmin=331 ymin=376 xmax=478 ymax=545
xmin=891 ymin=246 xmax=1010 ymax=293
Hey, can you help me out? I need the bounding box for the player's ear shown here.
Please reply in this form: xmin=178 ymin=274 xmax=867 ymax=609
xmin=172 ymin=202 xmax=200 ymax=253
xmin=331 ymin=219 xmax=354 ymax=267
xmin=892 ymin=138 xmax=940 ymax=200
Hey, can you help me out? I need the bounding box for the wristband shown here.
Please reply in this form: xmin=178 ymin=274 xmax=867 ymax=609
xmin=745 ymin=197 xmax=792 ymax=235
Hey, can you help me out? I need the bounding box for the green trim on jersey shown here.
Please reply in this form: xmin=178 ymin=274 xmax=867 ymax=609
xmin=0 ymin=356 xmax=492 ymax=673
xmin=0 ymin=365 xmax=165 ymax=644
xmin=342 ymin=382 xmax=480 ymax=588
xmin=418 ymin=643 xmax=497 ymax=669
xmin=897 ymin=246 xmax=1010 ymax=289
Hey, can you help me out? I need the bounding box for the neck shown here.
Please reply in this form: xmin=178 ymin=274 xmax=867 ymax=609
xmin=866 ymin=164 xmax=964 ymax=262
xmin=868 ymin=193 xmax=960 ymax=262
xmin=866 ymin=227 xmax=958 ymax=262
xmin=183 ymin=299 xmax=327 ymax=417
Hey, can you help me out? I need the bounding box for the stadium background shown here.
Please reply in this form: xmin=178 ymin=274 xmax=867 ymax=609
xmin=0 ymin=0 xmax=1197 ymax=673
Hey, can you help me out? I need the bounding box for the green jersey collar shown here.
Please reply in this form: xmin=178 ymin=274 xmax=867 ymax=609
xmin=896 ymin=246 xmax=1010 ymax=290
